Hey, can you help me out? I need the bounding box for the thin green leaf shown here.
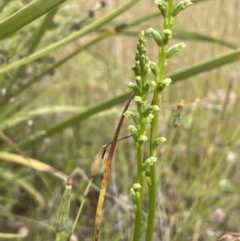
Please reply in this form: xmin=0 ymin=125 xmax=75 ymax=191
xmin=169 ymin=48 xmax=240 ymax=82
xmin=0 ymin=106 xmax=85 ymax=129
xmin=0 ymin=151 xmax=66 ymax=180
xmin=173 ymin=29 xmax=238 ymax=49
xmin=0 ymin=0 xmax=66 ymax=40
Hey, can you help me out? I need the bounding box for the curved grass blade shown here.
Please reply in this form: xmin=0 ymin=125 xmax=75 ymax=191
xmin=0 ymin=151 xmax=66 ymax=180
xmin=169 ymin=48 xmax=240 ymax=82
xmin=0 ymin=106 xmax=85 ymax=130
xmin=173 ymin=29 xmax=238 ymax=49
xmin=0 ymin=0 xmax=66 ymax=40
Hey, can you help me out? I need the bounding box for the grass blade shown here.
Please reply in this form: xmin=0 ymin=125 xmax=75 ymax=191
xmin=169 ymin=48 xmax=240 ymax=82
xmin=0 ymin=0 xmax=66 ymax=40
xmin=0 ymin=151 xmax=66 ymax=180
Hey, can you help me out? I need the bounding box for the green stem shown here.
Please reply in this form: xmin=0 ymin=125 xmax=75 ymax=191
xmin=146 ymin=18 xmax=170 ymax=241
xmin=132 ymin=115 xmax=145 ymax=241
xmin=55 ymin=232 xmax=61 ymax=241
xmin=69 ymin=178 xmax=93 ymax=239
xmin=146 ymin=92 xmax=161 ymax=241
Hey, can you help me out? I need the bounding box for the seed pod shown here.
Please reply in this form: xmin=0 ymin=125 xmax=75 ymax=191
xmin=90 ymin=145 xmax=107 ymax=177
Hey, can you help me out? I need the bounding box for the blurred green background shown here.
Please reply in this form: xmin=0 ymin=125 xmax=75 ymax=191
xmin=0 ymin=0 xmax=240 ymax=240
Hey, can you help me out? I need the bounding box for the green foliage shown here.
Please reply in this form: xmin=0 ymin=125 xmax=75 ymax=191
xmin=0 ymin=0 xmax=240 ymax=240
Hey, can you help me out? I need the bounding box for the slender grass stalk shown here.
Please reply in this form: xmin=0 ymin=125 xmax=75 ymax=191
xmin=68 ymin=178 xmax=93 ymax=241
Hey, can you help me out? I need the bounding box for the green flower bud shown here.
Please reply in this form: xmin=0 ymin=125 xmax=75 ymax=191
xmin=133 ymin=183 xmax=142 ymax=192
xmin=149 ymin=156 xmax=157 ymax=165
xmin=162 ymin=29 xmax=172 ymax=42
xmin=135 ymin=95 xmax=146 ymax=113
xmin=150 ymin=105 xmax=160 ymax=112
xmin=147 ymin=28 xmax=163 ymax=47
xmin=142 ymin=82 xmax=151 ymax=94
xmin=155 ymin=0 xmax=168 ymax=18
xmin=149 ymin=81 xmax=157 ymax=91
xmin=127 ymin=125 xmax=139 ymax=142
xmin=127 ymin=82 xmax=140 ymax=95
xmin=144 ymin=156 xmax=157 ymax=169
xmin=166 ymin=42 xmax=186 ymax=59
xmin=153 ymin=137 xmax=167 ymax=148
xmin=143 ymin=62 xmax=151 ymax=75
xmin=138 ymin=135 xmax=148 ymax=142
xmin=130 ymin=183 xmax=142 ymax=211
xmin=124 ymin=110 xmax=139 ymax=124
xmin=158 ymin=78 xmax=172 ymax=91
xmin=132 ymin=64 xmax=138 ymax=76
xmin=172 ymin=0 xmax=193 ymax=17
xmin=135 ymin=76 xmax=142 ymax=87
xmin=162 ymin=77 xmax=172 ymax=86
xmin=134 ymin=96 xmax=144 ymax=104
xmin=146 ymin=113 xmax=154 ymax=123
xmin=150 ymin=61 xmax=159 ymax=76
